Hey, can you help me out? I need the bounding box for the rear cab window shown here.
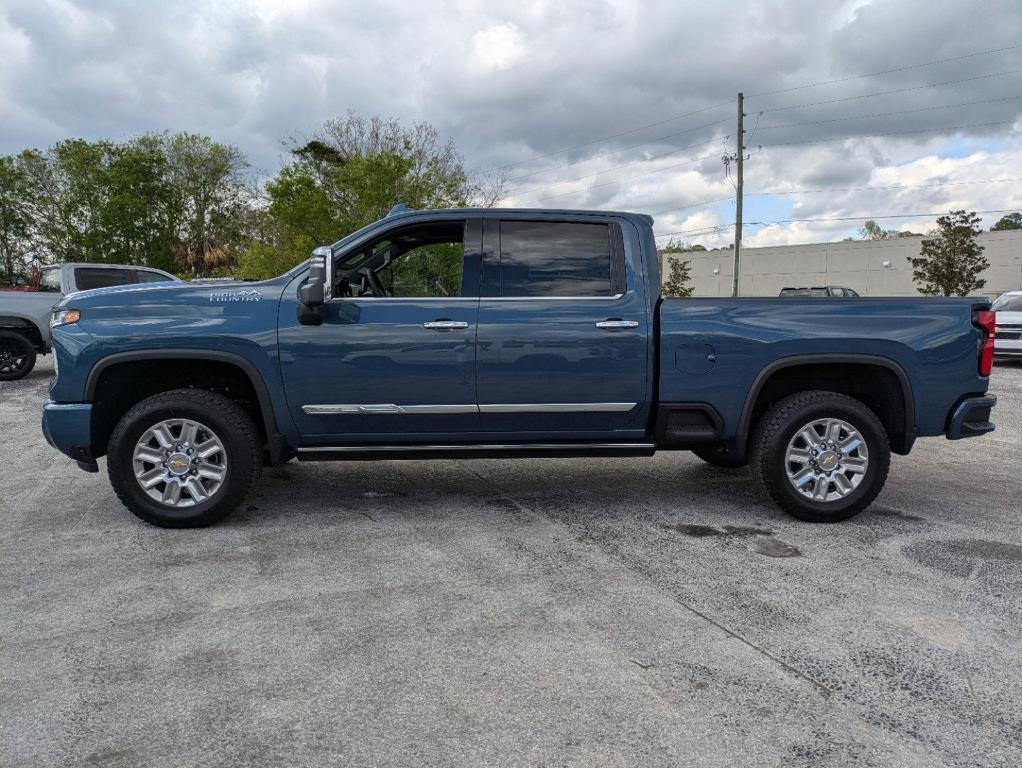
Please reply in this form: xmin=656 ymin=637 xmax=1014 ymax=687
xmin=37 ymin=268 xmax=62 ymax=293
xmin=495 ymin=220 xmax=625 ymax=297
xmin=134 ymin=270 xmax=174 ymax=283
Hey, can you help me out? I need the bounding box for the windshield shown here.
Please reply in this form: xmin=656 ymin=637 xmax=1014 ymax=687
xmin=992 ymin=294 xmax=1022 ymax=312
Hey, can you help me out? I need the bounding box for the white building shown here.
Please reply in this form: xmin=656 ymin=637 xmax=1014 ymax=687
xmin=665 ymin=230 xmax=1022 ymax=300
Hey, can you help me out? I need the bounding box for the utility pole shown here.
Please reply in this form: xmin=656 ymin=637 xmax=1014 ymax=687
xmin=732 ymin=92 xmax=744 ymax=298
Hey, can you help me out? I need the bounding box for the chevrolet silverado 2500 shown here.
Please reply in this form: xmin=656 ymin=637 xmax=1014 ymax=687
xmin=41 ymin=207 xmax=998 ymax=527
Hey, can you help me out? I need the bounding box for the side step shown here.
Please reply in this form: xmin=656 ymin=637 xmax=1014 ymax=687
xmin=296 ymin=442 xmax=656 ymax=461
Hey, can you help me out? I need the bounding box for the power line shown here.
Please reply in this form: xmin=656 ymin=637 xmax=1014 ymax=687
xmin=515 ymin=139 xmax=723 ymax=198
xmin=754 ymin=95 xmax=1022 ymax=132
xmin=746 ymin=209 xmax=1020 ymax=226
xmin=655 ymin=224 xmax=734 ymax=239
xmin=646 ymin=197 xmax=734 ymax=217
xmin=643 ymin=179 xmax=1022 ymax=234
xmin=490 ymin=44 xmax=1017 ymax=181
xmin=752 ymin=177 xmax=1022 ymax=197
xmin=747 ymin=43 xmax=1022 ymax=99
xmin=757 ymin=119 xmax=1015 ymax=149
xmin=532 ymin=150 xmax=721 ymax=204
xmin=756 ymin=68 xmax=1022 ymax=114
xmin=505 ymin=118 xmax=728 ymax=185
xmin=492 ymin=100 xmax=733 ymax=172
xmin=653 ymin=208 xmax=1021 ymax=239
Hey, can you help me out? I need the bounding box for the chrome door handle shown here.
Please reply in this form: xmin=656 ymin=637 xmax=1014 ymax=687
xmin=595 ymin=319 xmax=639 ymax=330
xmin=423 ymin=320 xmax=469 ymax=330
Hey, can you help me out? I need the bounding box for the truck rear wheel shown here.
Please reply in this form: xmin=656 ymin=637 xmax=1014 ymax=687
xmin=750 ymin=391 xmax=890 ymax=522
xmin=107 ymin=389 xmax=261 ymax=527
xmin=0 ymin=331 xmax=37 ymax=381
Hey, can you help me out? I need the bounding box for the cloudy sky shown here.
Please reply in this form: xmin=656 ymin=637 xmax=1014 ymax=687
xmin=2 ymin=0 xmax=1021 ymax=247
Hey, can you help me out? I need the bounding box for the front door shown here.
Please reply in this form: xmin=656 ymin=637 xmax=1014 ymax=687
xmin=278 ymin=217 xmax=482 ymax=443
xmin=475 ymin=217 xmax=651 ymax=439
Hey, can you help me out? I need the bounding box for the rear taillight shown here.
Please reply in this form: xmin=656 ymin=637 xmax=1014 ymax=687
xmin=975 ymin=309 xmax=996 ymax=376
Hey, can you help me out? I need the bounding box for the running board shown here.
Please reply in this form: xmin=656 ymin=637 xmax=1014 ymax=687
xmin=296 ymin=442 xmax=656 ymax=461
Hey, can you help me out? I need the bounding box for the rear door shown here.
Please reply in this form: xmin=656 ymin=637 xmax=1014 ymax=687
xmin=475 ymin=216 xmax=650 ymax=439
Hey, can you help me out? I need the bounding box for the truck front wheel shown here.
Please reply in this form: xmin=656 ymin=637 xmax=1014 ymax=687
xmin=0 ymin=331 xmax=37 ymax=381
xmin=107 ymin=389 xmax=261 ymax=527
xmin=750 ymin=391 xmax=890 ymax=522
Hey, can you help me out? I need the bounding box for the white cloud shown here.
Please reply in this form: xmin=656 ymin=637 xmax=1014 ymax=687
xmin=1 ymin=0 xmax=1021 ymax=250
xmin=469 ymin=22 xmax=525 ymax=74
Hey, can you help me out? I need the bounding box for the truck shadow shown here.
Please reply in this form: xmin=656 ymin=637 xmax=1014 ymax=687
xmin=235 ymin=456 xmax=775 ymax=528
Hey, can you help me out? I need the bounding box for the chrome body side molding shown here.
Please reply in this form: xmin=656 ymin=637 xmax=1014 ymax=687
xmin=302 ymin=402 xmax=639 ymax=416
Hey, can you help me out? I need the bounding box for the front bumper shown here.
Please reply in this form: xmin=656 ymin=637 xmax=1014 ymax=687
xmin=41 ymin=401 xmax=97 ymax=471
xmin=945 ymin=395 xmax=996 ymax=440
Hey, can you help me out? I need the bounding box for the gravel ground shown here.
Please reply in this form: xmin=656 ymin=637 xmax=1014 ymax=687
xmin=1 ymin=358 xmax=1020 ymax=768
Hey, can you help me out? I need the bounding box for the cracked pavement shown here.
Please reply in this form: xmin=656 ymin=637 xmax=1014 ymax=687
xmin=2 ymin=358 xmax=1020 ymax=767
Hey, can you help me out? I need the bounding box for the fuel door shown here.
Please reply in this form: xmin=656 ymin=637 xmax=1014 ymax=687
xmin=675 ymin=343 xmax=717 ymax=374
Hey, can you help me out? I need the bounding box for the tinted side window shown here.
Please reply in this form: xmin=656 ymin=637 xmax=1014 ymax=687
xmin=336 ymin=221 xmax=468 ymax=298
xmin=74 ymin=268 xmax=135 ymax=291
xmin=499 ymin=221 xmax=615 ymax=297
xmin=135 ymin=270 xmax=174 ymax=283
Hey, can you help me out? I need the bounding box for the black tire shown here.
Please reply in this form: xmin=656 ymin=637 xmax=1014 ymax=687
xmin=692 ymin=444 xmax=748 ymax=468
xmin=0 ymin=331 xmax=37 ymax=381
xmin=750 ymin=390 xmax=890 ymax=523
xmin=107 ymin=389 xmax=261 ymax=528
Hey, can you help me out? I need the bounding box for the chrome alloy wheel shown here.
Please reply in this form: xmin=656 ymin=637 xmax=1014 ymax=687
xmin=132 ymin=418 xmax=227 ymax=508
xmin=784 ymin=417 xmax=869 ymax=502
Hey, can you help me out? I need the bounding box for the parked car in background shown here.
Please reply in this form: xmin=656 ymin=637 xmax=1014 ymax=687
xmin=41 ymin=206 xmax=997 ymax=528
xmin=780 ymin=286 xmax=860 ymax=297
xmin=0 ymin=263 xmax=179 ymax=381
xmin=992 ymin=290 xmax=1022 ymax=360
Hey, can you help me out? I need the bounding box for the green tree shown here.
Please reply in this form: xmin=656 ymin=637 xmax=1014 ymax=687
xmin=907 ymin=210 xmax=989 ymax=296
xmin=662 ymin=257 xmax=694 ymax=297
xmin=0 ymin=155 xmax=38 ymax=285
xmin=990 ymin=212 xmax=1022 ymax=231
xmin=164 ymin=133 xmax=249 ymax=275
xmin=859 ymin=220 xmax=895 ymax=240
xmin=239 ymin=114 xmax=500 ymax=279
xmin=20 ymin=138 xmax=180 ymax=270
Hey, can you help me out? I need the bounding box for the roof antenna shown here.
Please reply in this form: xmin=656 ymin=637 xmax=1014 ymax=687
xmin=387 ymin=203 xmax=411 ymax=217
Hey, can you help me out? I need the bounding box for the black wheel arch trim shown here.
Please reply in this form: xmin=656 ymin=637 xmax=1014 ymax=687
xmin=735 ymin=353 xmax=916 ymax=456
xmin=84 ymin=349 xmax=288 ymax=463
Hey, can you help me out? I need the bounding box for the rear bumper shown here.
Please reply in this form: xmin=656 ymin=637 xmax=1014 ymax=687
xmin=41 ymin=401 xmax=96 ymax=469
xmin=945 ymin=395 xmax=996 ymax=440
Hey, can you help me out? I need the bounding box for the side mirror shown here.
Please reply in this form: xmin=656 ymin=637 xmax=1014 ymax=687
xmin=297 ymin=246 xmax=333 ymax=325
xmin=298 ymin=246 xmax=332 ymax=307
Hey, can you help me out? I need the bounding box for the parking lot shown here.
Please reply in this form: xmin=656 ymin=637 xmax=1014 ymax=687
xmin=1 ymin=358 xmax=1020 ymax=767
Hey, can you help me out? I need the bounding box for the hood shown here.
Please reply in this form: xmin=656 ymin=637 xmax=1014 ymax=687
xmin=996 ymin=310 xmax=1022 ymax=325
xmin=58 ymin=277 xmax=286 ymax=310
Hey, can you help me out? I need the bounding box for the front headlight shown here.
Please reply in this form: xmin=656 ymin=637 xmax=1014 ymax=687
xmin=50 ymin=309 xmax=81 ymax=329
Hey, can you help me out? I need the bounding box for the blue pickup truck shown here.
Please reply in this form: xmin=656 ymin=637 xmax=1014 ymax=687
xmin=42 ymin=206 xmax=998 ymax=527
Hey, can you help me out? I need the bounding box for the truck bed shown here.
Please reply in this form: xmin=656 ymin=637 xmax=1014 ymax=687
xmin=657 ymin=296 xmax=989 ymax=446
